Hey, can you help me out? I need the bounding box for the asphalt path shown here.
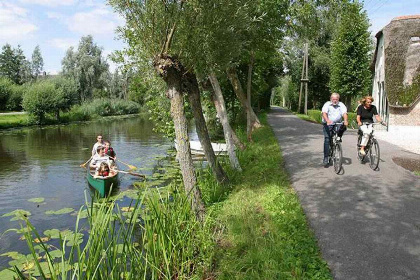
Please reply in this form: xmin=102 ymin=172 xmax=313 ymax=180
xmin=267 ymin=107 xmax=420 ymax=280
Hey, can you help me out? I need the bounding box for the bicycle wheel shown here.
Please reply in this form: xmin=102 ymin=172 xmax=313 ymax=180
xmin=333 ymin=142 xmax=343 ymax=174
xmin=357 ymin=135 xmax=364 ymax=162
xmin=369 ymin=138 xmax=380 ymax=170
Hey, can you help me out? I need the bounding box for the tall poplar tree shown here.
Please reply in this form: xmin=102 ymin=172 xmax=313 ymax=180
xmin=31 ymin=45 xmax=44 ymax=80
xmin=330 ymin=1 xmax=371 ymax=108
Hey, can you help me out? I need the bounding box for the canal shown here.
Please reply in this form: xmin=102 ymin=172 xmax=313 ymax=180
xmin=0 ymin=116 xmax=172 ymax=269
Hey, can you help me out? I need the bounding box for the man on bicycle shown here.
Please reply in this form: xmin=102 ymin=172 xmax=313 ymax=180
xmin=322 ymin=93 xmax=348 ymax=167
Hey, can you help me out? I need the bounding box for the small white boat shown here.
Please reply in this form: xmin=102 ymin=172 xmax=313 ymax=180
xmin=174 ymin=140 xmax=228 ymax=156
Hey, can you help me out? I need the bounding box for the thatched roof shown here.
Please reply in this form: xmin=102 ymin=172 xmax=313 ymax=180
xmin=372 ymin=15 xmax=420 ymax=107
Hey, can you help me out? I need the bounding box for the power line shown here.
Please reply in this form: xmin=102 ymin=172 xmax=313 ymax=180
xmin=365 ymin=0 xmax=384 ymax=12
xmin=370 ymin=0 xmax=391 ymax=15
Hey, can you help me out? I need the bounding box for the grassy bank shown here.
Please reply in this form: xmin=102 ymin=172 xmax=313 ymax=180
xmin=1 ymin=114 xmax=331 ymax=279
xmin=0 ymin=114 xmax=29 ymax=129
xmin=207 ymin=114 xmax=331 ymax=279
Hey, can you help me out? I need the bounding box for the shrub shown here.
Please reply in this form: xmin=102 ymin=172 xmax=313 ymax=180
xmin=305 ymin=109 xmax=357 ymax=128
xmin=0 ymin=77 xmax=13 ymax=110
xmin=22 ymin=80 xmax=67 ymax=124
xmin=76 ymin=98 xmax=141 ymax=117
xmin=6 ymin=84 xmax=26 ymax=111
xmin=307 ymin=109 xmax=322 ymax=123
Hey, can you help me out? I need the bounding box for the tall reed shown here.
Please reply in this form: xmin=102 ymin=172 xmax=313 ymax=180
xmin=10 ymin=187 xmax=213 ymax=279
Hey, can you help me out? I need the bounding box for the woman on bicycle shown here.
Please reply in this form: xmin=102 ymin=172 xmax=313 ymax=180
xmin=357 ymin=96 xmax=385 ymax=155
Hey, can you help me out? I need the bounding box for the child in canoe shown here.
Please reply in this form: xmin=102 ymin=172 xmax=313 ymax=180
xmin=94 ymin=162 xmax=118 ymax=178
xmin=104 ymin=140 xmax=116 ymax=161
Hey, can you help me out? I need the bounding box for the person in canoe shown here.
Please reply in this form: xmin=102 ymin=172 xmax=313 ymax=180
xmin=92 ymin=134 xmax=104 ymax=156
xmin=94 ymin=162 xmax=117 ymax=178
xmin=104 ymin=140 xmax=116 ymax=161
xmin=90 ymin=146 xmax=111 ymax=169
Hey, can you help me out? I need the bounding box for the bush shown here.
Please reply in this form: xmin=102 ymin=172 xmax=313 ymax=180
xmin=76 ymin=98 xmax=141 ymax=117
xmin=0 ymin=77 xmax=13 ymax=110
xmin=303 ymin=109 xmax=357 ymax=128
xmin=307 ymin=109 xmax=322 ymax=123
xmin=22 ymin=80 xmax=67 ymax=124
xmin=6 ymin=84 xmax=25 ymax=111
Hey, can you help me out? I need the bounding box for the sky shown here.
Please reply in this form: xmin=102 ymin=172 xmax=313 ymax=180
xmin=1 ymin=0 xmax=420 ymax=75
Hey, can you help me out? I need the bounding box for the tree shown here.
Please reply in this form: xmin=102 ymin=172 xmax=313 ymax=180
xmin=31 ymin=45 xmax=44 ymax=80
xmin=282 ymin=0 xmax=347 ymax=111
xmin=109 ymin=0 xmax=206 ymax=217
xmin=61 ymin=36 xmax=109 ymax=102
xmin=330 ymin=1 xmax=371 ymax=109
xmin=0 ymin=44 xmax=25 ymax=84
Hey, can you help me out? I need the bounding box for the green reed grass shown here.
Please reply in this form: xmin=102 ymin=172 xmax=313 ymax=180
xmin=7 ymin=187 xmax=213 ymax=279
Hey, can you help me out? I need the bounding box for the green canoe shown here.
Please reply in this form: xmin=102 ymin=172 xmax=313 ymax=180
xmin=87 ymin=168 xmax=119 ymax=197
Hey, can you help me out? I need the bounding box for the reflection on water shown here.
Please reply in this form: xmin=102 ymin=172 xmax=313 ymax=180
xmin=0 ymin=116 xmax=171 ymax=269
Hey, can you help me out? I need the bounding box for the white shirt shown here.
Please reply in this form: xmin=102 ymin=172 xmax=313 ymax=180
xmin=322 ymin=101 xmax=347 ymax=123
xmin=92 ymin=142 xmax=103 ymax=156
xmin=91 ymin=154 xmax=110 ymax=167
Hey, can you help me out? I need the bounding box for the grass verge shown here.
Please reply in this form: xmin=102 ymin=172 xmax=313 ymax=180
xmin=205 ymin=114 xmax=332 ymax=279
xmin=0 ymin=114 xmax=29 ymax=129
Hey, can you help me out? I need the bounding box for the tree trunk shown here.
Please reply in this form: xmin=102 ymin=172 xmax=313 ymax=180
xmin=209 ymin=72 xmax=243 ymax=171
xmin=183 ymin=71 xmax=229 ymax=184
xmin=246 ymin=53 xmax=255 ymax=141
xmin=227 ymin=67 xmax=261 ymax=130
xmin=153 ymin=55 xmax=205 ymax=219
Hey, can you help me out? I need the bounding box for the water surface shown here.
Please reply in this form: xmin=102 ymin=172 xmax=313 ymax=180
xmin=0 ymin=116 xmax=171 ymax=269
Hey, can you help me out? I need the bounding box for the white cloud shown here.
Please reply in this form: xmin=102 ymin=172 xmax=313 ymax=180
xmin=46 ymin=11 xmax=64 ymax=20
xmin=68 ymin=8 xmax=124 ymax=37
xmin=0 ymin=2 xmax=37 ymax=41
xmin=48 ymin=38 xmax=78 ymax=50
xmin=18 ymin=0 xmax=75 ymax=6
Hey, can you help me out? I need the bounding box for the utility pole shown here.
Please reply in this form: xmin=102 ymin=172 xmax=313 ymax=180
xmin=298 ymin=43 xmax=309 ymax=114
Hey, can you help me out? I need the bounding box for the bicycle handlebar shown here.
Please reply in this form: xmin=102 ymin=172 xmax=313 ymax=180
xmin=361 ymin=122 xmax=387 ymax=126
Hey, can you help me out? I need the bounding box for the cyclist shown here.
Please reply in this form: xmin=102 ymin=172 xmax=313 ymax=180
xmin=357 ymin=96 xmax=385 ymax=155
xmin=322 ymin=93 xmax=348 ymax=166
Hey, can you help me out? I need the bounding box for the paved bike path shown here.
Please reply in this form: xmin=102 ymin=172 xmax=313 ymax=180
xmin=267 ymin=107 xmax=420 ymax=280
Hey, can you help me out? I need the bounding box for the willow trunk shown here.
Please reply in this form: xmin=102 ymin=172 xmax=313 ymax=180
xmin=227 ymin=67 xmax=261 ymax=130
xmin=154 ymin=56 xmax=205 ymax=219
xmin=184 ymin=72 xmax=229 ymax=184
xmin=209 ymin=72 xmax=243 ymax=171
xmin=246 ymin=54 xmax=255 ymax=141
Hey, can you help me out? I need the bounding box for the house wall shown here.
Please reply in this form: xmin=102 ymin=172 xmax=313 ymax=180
xmin=372 ymin=35 xmax=388 ymax=126
xmin=389 ymin=97 xmax=420 ymax=126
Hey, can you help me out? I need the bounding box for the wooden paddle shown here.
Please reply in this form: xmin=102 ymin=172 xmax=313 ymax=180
xmin=116 ymin=159 xmax=137 ymax=170
xmin=80 ymin=157 xmax=92 ymax=168
xmin=117 ymin=170 xmax=145 ymax=178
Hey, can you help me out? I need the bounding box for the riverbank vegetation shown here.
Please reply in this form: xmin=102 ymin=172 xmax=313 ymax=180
xmin=0 ymin=99 xmax=140 ymax=129
xmin=0 ymin=36 xmax=145 ymax=128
